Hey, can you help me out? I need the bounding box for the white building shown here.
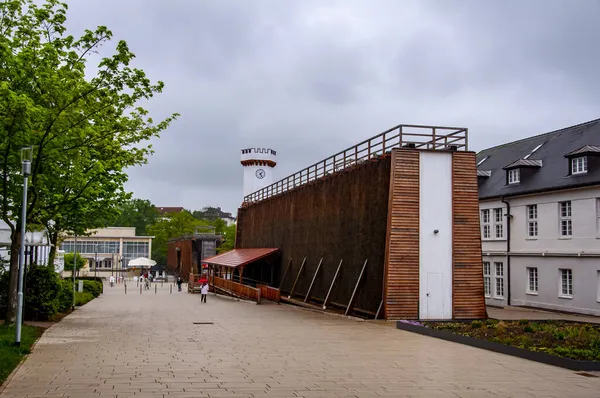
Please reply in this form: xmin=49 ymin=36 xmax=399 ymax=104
xmin=0 ymin=220 xmax=53 ymax=269
xmin=241 ymin=148 xmax=277 ymax=198
xmin=477 ymin=118 xmax=600 ymax=316
xmin=60 ymin=227 xmax=153 ymax=278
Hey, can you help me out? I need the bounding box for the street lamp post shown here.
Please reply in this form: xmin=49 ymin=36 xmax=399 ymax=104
xmin=94 ymin=244 xmax=98 ymax=279
xmin=72 ymin=234 xmax=77 ymax=310
xmin=15 ymin=147 xmax=33 ymax=346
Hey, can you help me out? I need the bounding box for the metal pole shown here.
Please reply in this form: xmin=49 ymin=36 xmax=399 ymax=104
xmin=94 ymin=247 xmax=97 ymax=279
xmin=72 ymin=234 xmax=77 ymax=310
xmin=15 ymin=159 xmax=30 ymax=346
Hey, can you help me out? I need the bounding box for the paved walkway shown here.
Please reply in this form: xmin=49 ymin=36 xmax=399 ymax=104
xmin=488 ymin=305 xmax=600 ymax=324
xmin=2 ymin=282 xmax=600 ymax=398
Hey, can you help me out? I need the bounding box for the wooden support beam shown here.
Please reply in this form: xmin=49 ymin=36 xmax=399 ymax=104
xmin=345 ymin=259 xmax=368 ymax=316
xmin=288 ymin=256 xmax=307 ymax=299
xmin=304 ymin=258 xmax=323 ymax=303
xmin=375 ymin=299 xmax=384 ymax=320
xmin=239 ymin=266 xmax=244 ymax=283
xmin=323 ymin=259 xmax=343 ymax=310
xmin=279 ymin=258 xmax=292 ymax=289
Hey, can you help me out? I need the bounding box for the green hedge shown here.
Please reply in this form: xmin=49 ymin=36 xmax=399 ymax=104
xmin=0 ymin=271 xmax=8 ymax=317
xmin=24 ymin=265 xmax=76 ymax=321
xmin=82 ymin=280 xmax=102 ymax=297
xmin=74 ymin=291 xmax=94 ymax=306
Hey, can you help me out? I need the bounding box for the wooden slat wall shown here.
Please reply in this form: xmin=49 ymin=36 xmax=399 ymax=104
xmin=452 ymin=151 xmax=487 ymax=319
xmin=383 ymin=149 xmax=420 ymax=319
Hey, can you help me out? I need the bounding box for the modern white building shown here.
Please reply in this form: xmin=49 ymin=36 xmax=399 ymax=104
xmin=477 ymin=118 xmax=600 ymax=316
xmin=241 ymin=148 xmax=277 ymax=198
xmin=60 ymin=227 xmax=153 ymax=278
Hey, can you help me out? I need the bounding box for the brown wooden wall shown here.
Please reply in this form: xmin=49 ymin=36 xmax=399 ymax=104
xmin=236 ymin=156 xmax=392 ymax=315
xmin=383 ymin=150 xmax=420 ymax=319
xmin=452 ymin=151 xmax=487 ymax=319
xmin=167 ymin=238 xmax=194 ymax=281
xmin=383 ymin=149 xmax=486 ymax=320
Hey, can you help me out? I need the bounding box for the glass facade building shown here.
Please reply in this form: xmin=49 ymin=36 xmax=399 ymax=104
xmin=60 ymin=227 xmax=153 ymax=272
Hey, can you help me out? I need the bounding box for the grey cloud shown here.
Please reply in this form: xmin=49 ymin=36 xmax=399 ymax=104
xmin=62 ymin=0 xmax=600 ymax=214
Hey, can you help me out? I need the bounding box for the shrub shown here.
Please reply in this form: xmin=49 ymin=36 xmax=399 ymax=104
xmin=74 ymin=291 xmax=94 ymax=306
xmin=518 ymin=319 xmax=529 ymax=325
xmin=24 ymin=265 xmax=62 ymax=321
xmin=471 ymin=320 xmax=483 ymax=329
xmin=55 ymin=279 xmax=74 ymax=313
xmin=82 ymin=280 xmax=102 ymax=297
xmin=523 ymin=325 xmax=534 ymax=333
xmin=0 ymin=271 xmax=9 ymax=317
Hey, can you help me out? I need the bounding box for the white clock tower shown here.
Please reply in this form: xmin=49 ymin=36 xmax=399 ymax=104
xmin=241 ymin=148 xmax=277 ymax=198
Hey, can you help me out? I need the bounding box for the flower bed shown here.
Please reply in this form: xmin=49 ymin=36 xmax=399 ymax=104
xmin=396 ymin=319 xmax=600 ymax=371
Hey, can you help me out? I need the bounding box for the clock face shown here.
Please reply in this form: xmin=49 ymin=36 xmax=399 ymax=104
xmin=255 ymin=169 xmax=266 ymax=179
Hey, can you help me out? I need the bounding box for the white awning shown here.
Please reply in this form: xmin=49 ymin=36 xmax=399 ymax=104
xmin=127 ymin=257 xmax=156 ymax=267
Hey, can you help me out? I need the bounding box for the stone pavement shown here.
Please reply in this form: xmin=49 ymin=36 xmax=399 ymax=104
xmin=2 ymin=282 xmax=600 ymax=398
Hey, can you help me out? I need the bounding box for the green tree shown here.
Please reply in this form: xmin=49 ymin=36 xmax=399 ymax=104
xmin=111 ymin=198 xmax=159 ymax=236
xmin=146 ymin=211 xmax=207 ymax=265
xmin=0 ymin=0 xmax=178 ymax=324
xmin=62 ymin=253 xmax=85 ymax=272
xmin=217 ymin=224 xmax=236 ymax=254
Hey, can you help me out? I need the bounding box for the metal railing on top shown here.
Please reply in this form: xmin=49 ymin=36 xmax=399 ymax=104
xmin=243 ymin=123 xmax=468 ymax=204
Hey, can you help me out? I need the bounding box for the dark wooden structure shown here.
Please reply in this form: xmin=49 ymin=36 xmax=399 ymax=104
xmin=167 ymin=232 xmax=220 ymax=281
xmin=235 ymin=124 xmax=486 ymax=320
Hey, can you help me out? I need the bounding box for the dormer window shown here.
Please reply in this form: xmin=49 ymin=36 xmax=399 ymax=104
xmin=508 ymin=168 xmax=520 ymax=184
xmin=571 ymin=156 xmax=587 ymax=174
xmin=564 ymin=145 xmax=600 ymax=176
xmin=503 ymin=159 xmax=542 ymax=185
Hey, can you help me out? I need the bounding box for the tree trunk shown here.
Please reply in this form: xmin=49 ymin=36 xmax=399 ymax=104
xmin=4 ymin=232 xmax=20 ymax=325
xmin=47 ymin=232 xmax=58 ymax=269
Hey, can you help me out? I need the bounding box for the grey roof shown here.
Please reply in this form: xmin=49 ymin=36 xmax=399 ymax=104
xmin=477 ymin=170 xmax=492 ymax=177
xmin=503 ymin=159 xmax=543 ymax=169
xmin=476 ymin=118 xmax=600 ymax=200
xmin=564 ymin=145 xmax=600 ymax=157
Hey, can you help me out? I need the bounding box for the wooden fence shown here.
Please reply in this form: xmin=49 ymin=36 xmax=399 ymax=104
xmin=209 ymin=275 xmax=262 ymax=304
xmin=243 ymin=123 xmax=467 ymax=204
xmin=188 ymin=273 xmax=204 ymax=293
xmin=257 ymin=284 xmax=281 ymax=302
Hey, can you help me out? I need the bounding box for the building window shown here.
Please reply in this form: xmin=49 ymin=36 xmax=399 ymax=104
xmin=494 ymin=208 xmax=504 ymax=238
xmin=494 ymin=262 xmax=504 ymax=299
xmin=571 ymin=156 xmax=587 ymax=175
xmin=483 ymin=262 xmax=491 ymax=297
xmin=527 ymin=204 xmax=538 ymax=238
xmin=481 ymin=209 xmax=491 ymax=239
xmin=559 ymin=201 xmax=572 ymax=237
xmin=508 ymin=168 xmax=520 ymax=184
xmin=597 ymin=271 xmax=600 ymax=303
xmin=527 ymin=267 xmax=538 ymax=294
xmin=596 ymin=198 xmax=600 ymax=235
xmin=559 ymin=269 xmax=573 ymax=298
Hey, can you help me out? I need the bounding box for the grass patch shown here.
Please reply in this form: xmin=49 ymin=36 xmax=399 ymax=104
xmin=0 ymin=324 xmax=44 ymax=385
xmin=425 ymin=320 xmax=600 ymax=361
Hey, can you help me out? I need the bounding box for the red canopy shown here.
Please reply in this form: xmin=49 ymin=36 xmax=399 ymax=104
xmin=203 ymin=248 xmax=279 ymax=268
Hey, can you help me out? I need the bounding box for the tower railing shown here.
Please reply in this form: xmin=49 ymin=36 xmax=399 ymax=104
xmin=243 ymin=123 xmax=468 ymax=204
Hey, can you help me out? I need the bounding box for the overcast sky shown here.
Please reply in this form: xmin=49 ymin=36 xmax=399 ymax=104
xmin=64 ymin=0 xmax=600 ymax=215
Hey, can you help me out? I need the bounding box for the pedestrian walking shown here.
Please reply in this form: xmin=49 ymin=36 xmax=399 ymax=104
xmin=201 ymin=282 xmax=208 ymax=303
xmin=109 ymin=275 xmax=115 ymax=288
xmin=177 ymin=277 xmax=182 ymax=292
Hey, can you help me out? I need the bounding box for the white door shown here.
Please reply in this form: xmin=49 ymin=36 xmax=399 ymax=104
xmin=426 ymin=273 xmax=445 ymax=319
